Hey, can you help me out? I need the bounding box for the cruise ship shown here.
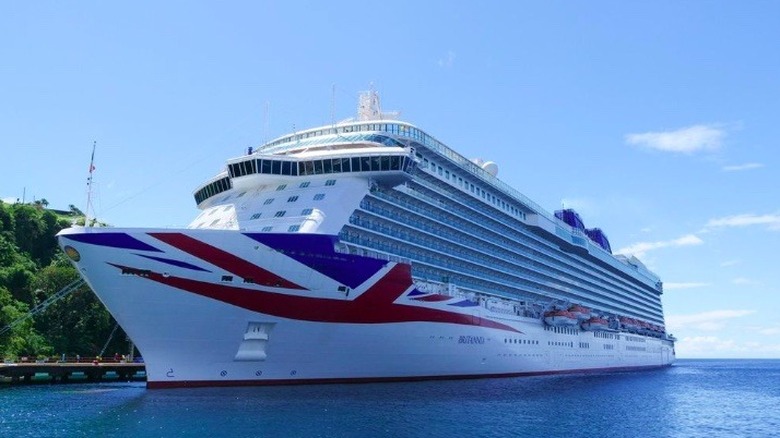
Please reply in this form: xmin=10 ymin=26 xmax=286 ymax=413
xmin=58 ymin=90 xmax=675 ymax=388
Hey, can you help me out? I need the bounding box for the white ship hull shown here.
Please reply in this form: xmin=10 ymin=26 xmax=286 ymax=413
xmin=59 ymin=227 xmax=674 ymax=388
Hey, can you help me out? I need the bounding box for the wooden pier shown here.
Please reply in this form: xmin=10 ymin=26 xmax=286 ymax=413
xmin=0 ymin=359 xmax=146 ymax=384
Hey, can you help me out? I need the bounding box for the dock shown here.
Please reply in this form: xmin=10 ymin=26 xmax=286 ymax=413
xmin=0 ymin=358 xmax=146 ymax=384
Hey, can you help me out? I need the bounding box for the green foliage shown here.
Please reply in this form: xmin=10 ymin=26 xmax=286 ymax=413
xmin=0 ymin=201 xmax=126 ymax=360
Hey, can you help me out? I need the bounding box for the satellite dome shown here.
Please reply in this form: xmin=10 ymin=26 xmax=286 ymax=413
xmin=482 ymin=161 xmax=498 ymax=177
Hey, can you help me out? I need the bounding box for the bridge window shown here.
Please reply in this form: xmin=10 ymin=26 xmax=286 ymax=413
xmin=340 ymin=157 xmax=351 ymax=172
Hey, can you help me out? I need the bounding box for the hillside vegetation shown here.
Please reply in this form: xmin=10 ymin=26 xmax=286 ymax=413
xmin=0 ymin=201 xmax=128 ymax=359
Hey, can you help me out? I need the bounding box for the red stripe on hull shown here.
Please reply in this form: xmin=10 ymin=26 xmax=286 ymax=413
xmin=149 ymin=232 xmax=304 ymax=290
xmin=147 ymin=364 xmax=673 ymax=389
xmin=114 ymin=263 xmax=519 ymax=332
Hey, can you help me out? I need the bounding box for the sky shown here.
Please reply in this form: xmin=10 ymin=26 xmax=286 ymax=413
xmin=1 ymin=1 xmax=779 ymax=358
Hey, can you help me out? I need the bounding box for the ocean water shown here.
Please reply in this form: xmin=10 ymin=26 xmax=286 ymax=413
xmin=1 ymin=359 xmax=778 ymax=438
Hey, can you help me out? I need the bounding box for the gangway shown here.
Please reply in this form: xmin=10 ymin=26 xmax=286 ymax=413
xmin=0 ymin=278 xmax=87 ymax=337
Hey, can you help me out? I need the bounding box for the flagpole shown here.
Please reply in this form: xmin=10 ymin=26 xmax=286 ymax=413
xmin=86 ymin=141 xmax=96 ymax=227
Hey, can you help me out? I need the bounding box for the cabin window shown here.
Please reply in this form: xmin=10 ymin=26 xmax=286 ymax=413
xmin=274 ymin=210 xmax=286 ymax=217
xmin=276 ymin=184 xmax=287 ymax=191
xmin=325 ymin=179 xmax=336 ymax=186
xmin=250 ymin=213 xmax=262 ymax=220
xmin=262 ymin=226 xmax=273 ymax=232
xmin=313 ymin=194 xmax=325 ymax=201
xmin=287 ymin=196 xmax=299 ymax=203
xmin=288 ymin=225 xmax=300 ymax=232
xmin=301 ymin=208 xmax=313 ymax=215
xmin=264 ymin=198 xmax=274 ymax=205
xmin=299 ymin=181 xmax=311 ymax=188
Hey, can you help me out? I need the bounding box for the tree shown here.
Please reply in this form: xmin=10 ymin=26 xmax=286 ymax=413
xmin=0 ymin=200 xmax=122 ymax=359
xmin=32 ymin=260 xmax=127 ymax=356
xmin=68 ymin=204 xmax=84 ymax=217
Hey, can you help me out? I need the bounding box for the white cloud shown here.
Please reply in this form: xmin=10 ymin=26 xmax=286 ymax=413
xmin=438 ymin=50 xmax=456 ymax=68
xmin=625 ymin=124 xmax=725 ymax=154
xmin=720 ymin=259 xmax=740 ymax=267
xmin=732 ymin=277 xmax=758 ymax=286
xmin=722 ymin=162 xmax=764 ymax=172
xmin=666 ymin=309 xmax=754 ymax=332
xmin=675 ymin=335 xmax=780 ymax=358
xmin=664 ymin=282 xmax=709 ymax=290
xmin=705 ymin=213 xmax=780 ymax=231
xmin=758 ymin=327 xmax=780 ymax=336
xmin=676 ymin=336 xmax=739 ymax=355
xmin=1 ymin=197 xmax=18 ymax=204
xmin=616 ymin=234 xmax=703 ymax=258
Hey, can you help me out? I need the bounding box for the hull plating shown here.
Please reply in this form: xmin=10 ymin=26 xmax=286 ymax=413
xmin=59 ymin=228 xmax=675 ymax=388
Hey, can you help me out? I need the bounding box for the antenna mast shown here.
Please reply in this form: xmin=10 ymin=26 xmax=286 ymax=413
xmin=262 ymin=101 xmax=270 ymax=144
xmin=331 ymin=84 xmax=340 ymax=128
xmin=85 ymin=141 xmax=96 ymax=227
xmin=357 ymin=85 xmax=382 ymax=121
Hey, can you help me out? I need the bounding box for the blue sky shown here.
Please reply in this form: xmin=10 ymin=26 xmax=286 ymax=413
xmin=2 ymin=1 xmax=778 ymax=358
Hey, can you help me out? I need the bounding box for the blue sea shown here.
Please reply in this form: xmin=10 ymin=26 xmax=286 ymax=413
xmin=1 ymin=359 xmax=778 ymax=438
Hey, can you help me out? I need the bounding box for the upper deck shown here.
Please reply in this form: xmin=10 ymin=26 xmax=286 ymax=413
xmin=190 ymin=90 xmax=662 ymax=290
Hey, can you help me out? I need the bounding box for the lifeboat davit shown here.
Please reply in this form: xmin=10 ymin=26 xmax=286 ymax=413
xmin=568 ymin=304 xmax=591 ymax=321
xmin=581 ymin=316 xmax=609 ymax=331
xmin=544 ymin=310 xmax=579 ymax=327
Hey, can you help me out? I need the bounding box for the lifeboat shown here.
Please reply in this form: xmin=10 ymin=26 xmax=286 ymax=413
xmin=581 ymin=316 xmax=609 ymax=331
xmin=568 ymin=304 xmax=591 ymax=321
xmin=619 ymin=316 xmax=639 ymax=332
xmin=544 ymin=310 xmax=579 ymax=327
